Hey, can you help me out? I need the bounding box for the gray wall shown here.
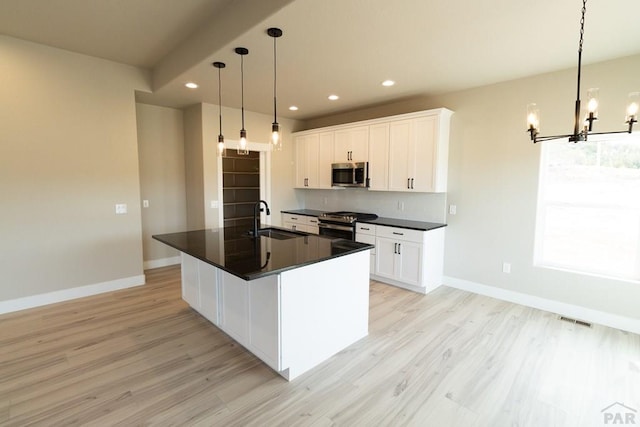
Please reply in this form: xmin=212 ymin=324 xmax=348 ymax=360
xmin=136 ymin=103 xmax=187 ymax=266
xmin=301 ymin=54 xmax=640 ymax=321
xmin=0 ymin=35 xmax=149 ymax=301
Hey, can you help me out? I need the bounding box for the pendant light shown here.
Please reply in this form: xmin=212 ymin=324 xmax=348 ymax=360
xmin=235 ymin=47 xmax=249 ymax=155
xmin=268 ymin=27 xmax=283 ymax=151
xmin=213 ymin=61 xmax=226 ymax=157
xmin=526 ymin=0 xmax=637 ymax=143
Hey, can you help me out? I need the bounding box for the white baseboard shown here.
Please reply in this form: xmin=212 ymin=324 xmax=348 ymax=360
xmin=143 ymin=256 xmax=180 ymax=270
xmin=443 ymin=276 xmax=640 ymax=335
xmin=0 ymin=274 xmax=146 ymax=315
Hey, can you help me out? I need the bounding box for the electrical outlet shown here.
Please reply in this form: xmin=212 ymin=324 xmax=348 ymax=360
xmin=115 ymin=204 xmax=127 ymax=214
xmin=502 ymin=262 xmax=511 ymax=274
xmin=323 ymin=197 xmax=328 ymax=205
xmin=397 ymin=201 xmax=404 ymax=211
xmin=449 ymin=204 xmax=457 ymax=215
xmin=142 ymin=200 xmax=149 ymax=208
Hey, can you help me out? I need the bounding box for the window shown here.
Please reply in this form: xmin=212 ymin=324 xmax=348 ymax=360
xmin=534 ymin=133 xmax=640 ymax=282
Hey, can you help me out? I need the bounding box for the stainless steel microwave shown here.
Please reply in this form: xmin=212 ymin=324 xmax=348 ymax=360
xmin=331 ymin=162 xmax=369 ymax=188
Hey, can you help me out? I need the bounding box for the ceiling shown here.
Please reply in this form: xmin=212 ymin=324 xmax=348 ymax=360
xmin=1 ymin=0 xmax=639 ymax=121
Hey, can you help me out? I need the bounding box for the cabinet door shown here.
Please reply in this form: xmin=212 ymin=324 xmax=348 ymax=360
xmin=410 ymin=116 xmax=437 ymax=192
xmin=295 ymin=134 xmax=319 ymax=188
xmin=349 ymin=126 xmax=369 ymax=162
xmin=334 ymin=129 xmax=351 ymax=162
xmin=198 ymin=261 xmax=219 ymax=324
xmin=333 ymin=127 xmax=368 ymax=162
xmin=388 ymin=120 xmax=412 ymax=191
xmin=295 ymin=135 xmax=308 ymax=188
xmin=396 ymin=241 xmax=423 ymax=286
xmin=368 ymin=123 xmax=389 ymax=190
xmin=181 ymin=253 xmax=200 ymax=308
xmin=375 ymin=237 xmax=397 ymax=280
xmin=305 ymin=134 xmax=319 ymax=188
xmin=318 ymin=132 xmax=334 ymax=189
xmin=219 ymin=274 xmax=250 ymax=346
xmin=248 ymin=276 xmax=280 ymax=370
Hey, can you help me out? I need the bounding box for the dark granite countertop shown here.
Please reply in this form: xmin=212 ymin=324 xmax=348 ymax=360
xmin=153 ymin=226 xmax=373 ymax=281
xmin=280 ymin=209 xmax=325 ymax=217
xmin=356 ymin=217 xmax=447 ymax=231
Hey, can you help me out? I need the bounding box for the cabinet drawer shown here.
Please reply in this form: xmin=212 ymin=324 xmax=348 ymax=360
xmin=355 ymin=223 xmax=376 ymax=235
xmin=282 ymin=213 xmax=305 ymax=224
xmin=376 ymin=225 xmax=424 ymax=243
xmin=306 ymin=216 xmax=319 ymax=226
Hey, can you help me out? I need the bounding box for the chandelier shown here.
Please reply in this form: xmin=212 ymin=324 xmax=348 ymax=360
xmin=526 ymin=0 xmax=638 ymax=143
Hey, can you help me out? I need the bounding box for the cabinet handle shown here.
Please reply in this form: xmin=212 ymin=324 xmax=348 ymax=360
xmin=291 ymin=217 xmax=298 ymax=220
xmin=361 ymin=227 xmax=370 ymax=230
xmin=292 ymin=225 xmax=297 ymax=230
xmin=411 ymin=178 xmax=414 ymax=189
xmin=397 ymin=243 xmax=401 ymax=255
xmin=394 ymin=243 xmax=397 ymax=254
xmin=407 ymin=178 xmax=410 ymax=189
xmin=392 ymin=231 xmax=404 ymax=236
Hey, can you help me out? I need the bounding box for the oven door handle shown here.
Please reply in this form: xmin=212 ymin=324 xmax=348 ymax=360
xmin=318 ymin=222 xmax=354 ymax=232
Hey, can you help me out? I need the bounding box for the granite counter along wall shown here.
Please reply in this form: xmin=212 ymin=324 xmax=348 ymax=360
xmin=301 ymin=189 xmax=447 ymax=223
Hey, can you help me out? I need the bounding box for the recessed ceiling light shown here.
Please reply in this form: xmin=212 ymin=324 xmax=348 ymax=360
xmin=289 ymin=106 xmax=299 ymax=111
xmin=185 ymin=82 xmax=198 ymax=89
xmin=328 ymin=94 xmax=339 ymax=101
xmin=382 ymin=80 xmax=395 ymax=87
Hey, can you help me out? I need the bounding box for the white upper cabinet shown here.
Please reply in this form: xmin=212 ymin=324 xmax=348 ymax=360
xmin=318 ymin=132 xmax=334 ymax=189
xmin=292 ymin=108 xmax=452 ymax=193
xmin=295 ymin=132 xmax=333 ymax=189
xmin=334 ymin=126 xmax=369 ymax=163
xmin=388 ymin=115 xmax=439 ymax=192
xmin=368 ymin=123 xmax=390 ymax=191
xmin=295 ymin=133 xmax=319 ymax=188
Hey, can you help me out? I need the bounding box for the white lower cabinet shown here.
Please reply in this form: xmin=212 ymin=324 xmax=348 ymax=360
xmin=282 ymin=213 xmax=319 ymax=234
xmin=356 ymin=223 xmax=445 ymax=294
xmin=355 ymin=223 xmax=376 ymax=274
xmin=219 ymin=273 xmax=280 ymax=371
xmin=178 ymin=249 xmax=369 ymax=381
xmin=181 ymin=253 xmax=218 ymax=324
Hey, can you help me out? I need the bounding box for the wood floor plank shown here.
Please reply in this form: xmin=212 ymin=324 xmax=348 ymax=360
xmin=0 ymin=265 xmax=638 ymax=426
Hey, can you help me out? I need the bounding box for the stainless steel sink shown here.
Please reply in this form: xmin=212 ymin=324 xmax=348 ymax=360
xmin=253 ymin=228 xmax=307 ymax=240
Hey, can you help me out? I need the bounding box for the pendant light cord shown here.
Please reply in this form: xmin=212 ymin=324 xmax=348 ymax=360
xmin=218 ymin=66 xmax=223 ymax=136
xmin=241 ymin=53 xmax=245 ymax=131
xmin=273 ymin=35 xmax=277 ymax=123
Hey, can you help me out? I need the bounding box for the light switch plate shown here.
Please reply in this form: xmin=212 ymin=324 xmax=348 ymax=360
xmin=115 ymin=204 xmax=127 ymax=214
xmin=210 ymin=200 xmax=219 ymax=208
xmin=449 ymin=205 xmax=457 ymax=215
xmin=142 ymin=200 xmax=149 ymax=208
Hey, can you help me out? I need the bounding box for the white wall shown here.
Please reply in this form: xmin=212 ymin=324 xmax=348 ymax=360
xmin=302 ymin=190 xmax=447 ymax=223
xmin=0 ymin=35 xmax=149 ymax=304
xmin=301 ymin=54 xmax=640 ymax=326
xmin=136 ymin=103 xmax=187 ymax=267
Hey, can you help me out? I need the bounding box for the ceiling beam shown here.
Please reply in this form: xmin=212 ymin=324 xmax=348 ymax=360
xmin=151 ymin=0 xmax=296 ymax=91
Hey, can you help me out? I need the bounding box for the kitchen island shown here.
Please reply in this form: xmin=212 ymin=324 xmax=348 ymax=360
xmin=153 ymin=226 xmax=373 ymax=381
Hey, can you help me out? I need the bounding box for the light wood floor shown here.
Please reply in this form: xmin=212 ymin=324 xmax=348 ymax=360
xmin=1 ymin=266 xmax=639 ymax=426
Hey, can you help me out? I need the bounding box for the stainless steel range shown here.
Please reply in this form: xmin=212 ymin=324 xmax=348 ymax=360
xmin=318 ymin=211 xmax=378 ymax=240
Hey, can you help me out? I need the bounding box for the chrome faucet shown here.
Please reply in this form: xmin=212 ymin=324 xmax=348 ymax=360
xmin=252 ymin=200 xmax=271 ymax=237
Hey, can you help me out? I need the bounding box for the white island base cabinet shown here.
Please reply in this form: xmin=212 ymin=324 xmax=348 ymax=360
xmin=180 ymin=250 xmax=370 ymax=381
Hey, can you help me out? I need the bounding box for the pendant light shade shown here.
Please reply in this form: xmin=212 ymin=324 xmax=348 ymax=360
xmin=213 ymin=61 xmax=226 ymax=157
xmin=268 ymin=27 xmax=283 ymax=151
xmin=235 ymin=47 xmax=249 ymax=155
